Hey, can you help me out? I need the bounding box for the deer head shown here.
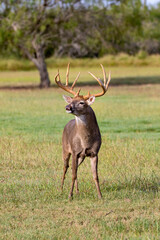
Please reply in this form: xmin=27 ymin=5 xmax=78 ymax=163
xmin=55 ymin=63 xmax=111 ymax=116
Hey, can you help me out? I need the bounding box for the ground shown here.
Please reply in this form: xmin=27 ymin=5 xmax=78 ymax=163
xmin=0 ymin=68 xmax=160 ymax=239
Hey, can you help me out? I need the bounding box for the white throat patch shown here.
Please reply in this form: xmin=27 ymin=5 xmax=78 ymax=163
xmin=75 ymin=115 xmax=87 ymax=125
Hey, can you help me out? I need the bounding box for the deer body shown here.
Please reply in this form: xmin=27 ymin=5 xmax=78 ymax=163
xmin=64 ymin=105 xmax=101 ymax=157
xmin=61 ymin=96 xmax=102 ymax=198
xmin=55 ymin=64 xmax=111 ymax=199
xmin=63 ymin=116 xmax=101 ymax=160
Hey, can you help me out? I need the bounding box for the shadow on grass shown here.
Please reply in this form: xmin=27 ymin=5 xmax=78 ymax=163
xmin=77 ymin=76 xmax=160 ymax=87
xmin=101 ymin=176 xmax=160 ymax=193
xmin=0 ymin=76 xmax=160 ymax=90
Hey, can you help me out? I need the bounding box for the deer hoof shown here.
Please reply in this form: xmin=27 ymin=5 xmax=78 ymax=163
xmin=98 ymin=194 xmax=102 ymax=200
xmin=76 ymin=190 xmax=80 ymax=195
xmin=68 ymin=194 xmax=73 ymax=200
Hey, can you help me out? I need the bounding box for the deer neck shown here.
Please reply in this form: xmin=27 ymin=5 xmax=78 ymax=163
xmin=75 ymin=107 xmax=99 ymax=135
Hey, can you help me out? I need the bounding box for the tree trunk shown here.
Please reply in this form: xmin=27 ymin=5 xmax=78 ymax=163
xmin=13 ymin=26 xmax=50 ymax=88
xmin=36 ymin=45 xmax=50 ymax=88
xmin=21 ymin=43 xmax=51 ymax=88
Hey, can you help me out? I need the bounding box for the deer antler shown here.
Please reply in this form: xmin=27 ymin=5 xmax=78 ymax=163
xmin=55 ymin=64 xmax=111 ymax=100
xmin=55 ymin=63 xmax=81 ymax=97
xmin=85 ymin=64 xmax=111 ymax=99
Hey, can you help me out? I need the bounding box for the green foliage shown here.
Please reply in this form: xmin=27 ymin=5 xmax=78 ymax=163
xmin=0 ymin=0 xmax=160 ymax=58
xmin=136 ymin=50 xmax=148 ymax=59
xmin=0 ymin=0 xmax=58 ymax=59
xmin=149 ymin=6 xmax=160 ymax=39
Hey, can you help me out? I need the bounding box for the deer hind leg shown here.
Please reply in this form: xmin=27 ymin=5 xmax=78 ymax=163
xmin=61 ymin=152 xmax=71 ymax=191
xmin=68 ymin=154 xmax=78 ymax=199
xmin=90 ymin=155 xmax=102 ymax=199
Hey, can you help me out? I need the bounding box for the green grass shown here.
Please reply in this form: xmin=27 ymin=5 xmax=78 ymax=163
xmin=0 ymin=84 xmax=160 ymax=239
xmin=0 ymin=56 xmax=160 ymax=87
xmin=0 ymin=66 xmax=160 ymax=87
xmin=1 ymin=53 xmax=160 ymax=72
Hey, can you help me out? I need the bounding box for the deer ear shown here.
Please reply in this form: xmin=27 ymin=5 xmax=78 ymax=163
xmin=87 ymin=96 xmax=95 ymax=105
xmin=63 ymin=95 xmax=73 ymax=104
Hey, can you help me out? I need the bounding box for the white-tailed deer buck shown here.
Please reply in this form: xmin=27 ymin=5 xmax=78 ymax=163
xmin=55 ymin=64 xmax=111 ymax=199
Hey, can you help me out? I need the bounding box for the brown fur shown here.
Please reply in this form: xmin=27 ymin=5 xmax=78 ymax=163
xmin=61 ymin=96 xmax=102 ymax=199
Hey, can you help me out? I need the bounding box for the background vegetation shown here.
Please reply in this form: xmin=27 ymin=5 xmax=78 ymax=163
xmin=1 ymin=0 xmax=160 ymax=86
xmin=1 ymin=0 xmax=160 ymax=58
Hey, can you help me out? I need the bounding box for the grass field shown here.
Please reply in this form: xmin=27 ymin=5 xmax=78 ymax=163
xmin=1 ymin=53 xmax=160 ymax=72
xmin=0 ymin=66 xmax=160 ymax=87
xmin=0 ymin=67 xmax=160 ymax=239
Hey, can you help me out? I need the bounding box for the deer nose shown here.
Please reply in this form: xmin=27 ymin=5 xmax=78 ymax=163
xmin=65 ymin=105 xmax=71 ymax=111
xmin=65 ymin=104 xmax=74 ymax=113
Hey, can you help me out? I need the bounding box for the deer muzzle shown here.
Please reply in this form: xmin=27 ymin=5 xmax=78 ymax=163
xmin=65 ymin=104 xmax=74 ymax=114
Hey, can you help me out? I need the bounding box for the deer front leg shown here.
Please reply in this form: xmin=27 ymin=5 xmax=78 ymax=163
xmin=90 ymin=155 xmax=102 ymax=199
xmin=75 ymin=179 xmax=79 ymax=194
xmin=69 ymin=154 xmax=78 ymax=199
xmin=61 ymin=152 xmax=71 ymax=191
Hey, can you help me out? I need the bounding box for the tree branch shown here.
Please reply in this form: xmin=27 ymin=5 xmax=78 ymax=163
xmin=20 ymin=44 xmax=40 ymax=69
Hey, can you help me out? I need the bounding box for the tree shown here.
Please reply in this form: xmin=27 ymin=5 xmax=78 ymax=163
xmin=1 ymin=0 xmax=159 ymax=69
xmin=0 ymin=0 xmax=58 ymax=87
xmin=142 ymin=3 xmax=160 ymax=54
xmin=0 ymin=0 xmax=91 ymax=86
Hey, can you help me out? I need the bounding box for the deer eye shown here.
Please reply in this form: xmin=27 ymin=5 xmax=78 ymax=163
xmin=79 ymin=101 xmax=85 ymax=105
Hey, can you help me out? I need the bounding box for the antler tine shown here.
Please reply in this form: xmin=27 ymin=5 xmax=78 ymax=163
xmin=106 ymin=71 xmax=111 ymax=88
xmin=100 ymin=64 xmax=106 ymax=85
xmin=88 ymin=71 xmax=106 ymax=93
xmin=66 ymin=63 xmax=70 ymax=86
xmin=55 ymin=70 xmax=60 ymax=83
xmin=83 ymin=91 xmax=91 ymax=100
xmin=71 ymin=72 xmax=80 ymax=90
xmin=55 ymin=64 xmax=81 ymax=97
xmin=88 ymin=71 xmax=106 ymax=90
xmin=87 ymin=64 xmax=111 ymax=98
